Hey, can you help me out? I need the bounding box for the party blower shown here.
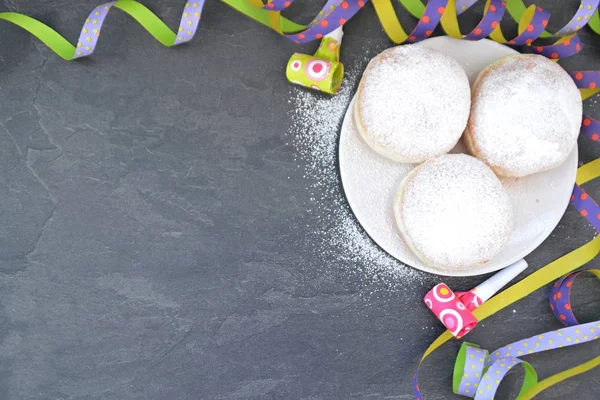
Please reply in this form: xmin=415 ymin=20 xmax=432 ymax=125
xmin=286 ymin=27 xmax=344 ymax=94
xmin=424 ymin=259 xmax=529 ymax=338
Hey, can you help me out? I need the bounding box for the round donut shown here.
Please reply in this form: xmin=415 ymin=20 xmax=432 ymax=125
xmin=393 ymin=154 xmax=514 ymax=271
xmin=466 ymin=54 xmax=582 ymax=178
xmin=354 ymin=45 xmax=471 ymax=163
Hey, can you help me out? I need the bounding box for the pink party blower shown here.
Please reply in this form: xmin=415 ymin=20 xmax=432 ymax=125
xmin=424 ymin=259 xmax=528 ymax=338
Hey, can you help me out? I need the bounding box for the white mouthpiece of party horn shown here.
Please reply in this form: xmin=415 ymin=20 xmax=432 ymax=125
xmin=472 ymin=259 xmax=529 ymax=303
xmin=325 ymin=27 xmax=344 ymax=44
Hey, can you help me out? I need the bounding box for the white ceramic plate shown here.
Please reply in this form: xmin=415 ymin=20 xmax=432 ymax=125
xmin=339 ymin=37 xmax=578 ymax=277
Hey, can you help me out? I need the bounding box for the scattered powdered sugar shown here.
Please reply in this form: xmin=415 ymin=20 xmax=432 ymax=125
xmin=399 ymin=154 xmax=514 ymax=270
xmin=470 ymin=54 xmax=582 ymax=177
xmin=287 ymin=61 xmax=428 ymax=288
xmin=357 ymin=45 xmax=471 ymax=162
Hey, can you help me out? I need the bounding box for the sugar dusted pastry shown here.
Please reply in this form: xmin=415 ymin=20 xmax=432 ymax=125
xmin=466 ymin=54 xmax=582 ymax=177
xmin=393 ymin=154 xmax=514 ymax=271
xmin=354 ymin=45 xmax=471 ymax=163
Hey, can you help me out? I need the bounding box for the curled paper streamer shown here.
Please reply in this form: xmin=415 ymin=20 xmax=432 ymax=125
xmin=572 ymin=71 xmax=600 ymax=101
xmin=0 ymin=0 xmax=599 ymax=61
xmin=231 ymin=0 xmax=600 ymax=58
xmin=572 ymin=183 xmax=600 ymax=232
xmin=569 ymin=74 xmax=600 ymax=232
xmin=452 ymin=269 xmax=600 ymax=399
xmin=0 ymin=1 xmax=205 ymax=60
xmin=453 ymin=343 xmax=538 ymax=399
xmin=286 ymin=28 xmax=344 ymax=94
xmin=424 ymin=259 xmax=529 ymax=338
xmin=550 ymin=269 xmax=600 ymax=325
xmin=224 ymin=0 xmax=364 ymax=42
xmin=571 ymin=122 xmax=600 ymax=230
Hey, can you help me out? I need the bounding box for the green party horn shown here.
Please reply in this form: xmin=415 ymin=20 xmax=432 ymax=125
xmin=286 ymin=27 xmax=344 ymax=94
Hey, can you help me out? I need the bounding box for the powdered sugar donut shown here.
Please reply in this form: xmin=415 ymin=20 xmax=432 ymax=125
xmin=393 ymin=154 xmax=514 ymax=271
xmin=466 ymin=54 xmax=582 ymax=177
xmin=354 ymin=45 xmax=471 ymax=163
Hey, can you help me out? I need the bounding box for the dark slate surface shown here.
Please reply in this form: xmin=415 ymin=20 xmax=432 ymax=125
xmin=0 ymin=1 xmax=598 ymax=399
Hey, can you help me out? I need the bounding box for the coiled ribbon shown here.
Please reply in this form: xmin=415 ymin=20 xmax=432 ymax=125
xmin=371 ymin=0 xmax=600 ymax=58
xmin=228 ymin=0 xmax=600 ymax=60
xmin=414 ymin=78 xmax=600 ymax=399
xmin=0 ymin=1 xmax=599 ymax=60
xmin=453 ymin=270 xmax=599 ymax=399
xmin=0 ymin=1 xmax=206 ymax=60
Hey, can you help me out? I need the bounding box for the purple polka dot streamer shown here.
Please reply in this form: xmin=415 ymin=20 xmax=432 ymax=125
xmin=554 ymin=0 xmax=600 ymax=37
xmin=455 ymin=0 xmax=599 ymax=39
xmin=249 ymin=0 xmax=599 ymax=58
xmin=246 ymin=0 xmax=367 ymax=44
xmin=285 ymin=0 xmax=365 ymax=44
xmin=550 ymin=269 xmax=600 ymax=326
xmin=508 ymin=7 xmax=550 ymax=46
xmin=256 ymin=0 xmax=291 ymax=11
xmin=570 ymin=111 xmax=600 ymax=232
xmin=4 ymin=0 xmax=600 ymax=62
xmin=529 ymin=35 xmax=584 ymax=59
xmin=571 ymin=184 xmax=600 ymax=232
xmin=405 ymin=0 xmax=448 ymax=43
xmin=73 ymin=1 xmax=205 ymax=59
xmin=463 ymin=0 xmax=506 ymax=41
xmin=450 ymin=281 xmax=600 ymax=399
xmin=571 ymin=71 xmax=600 ymax=90
xmin=410 ymin=0 xmax=598 ymax=58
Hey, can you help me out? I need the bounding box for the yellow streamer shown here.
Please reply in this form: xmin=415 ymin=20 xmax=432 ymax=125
xmin=577 ymin=159 xmax=600 ymax=185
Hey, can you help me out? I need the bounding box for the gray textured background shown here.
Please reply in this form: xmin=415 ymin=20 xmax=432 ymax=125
xmin=0 ymin=1 xmax=599 ymax=399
